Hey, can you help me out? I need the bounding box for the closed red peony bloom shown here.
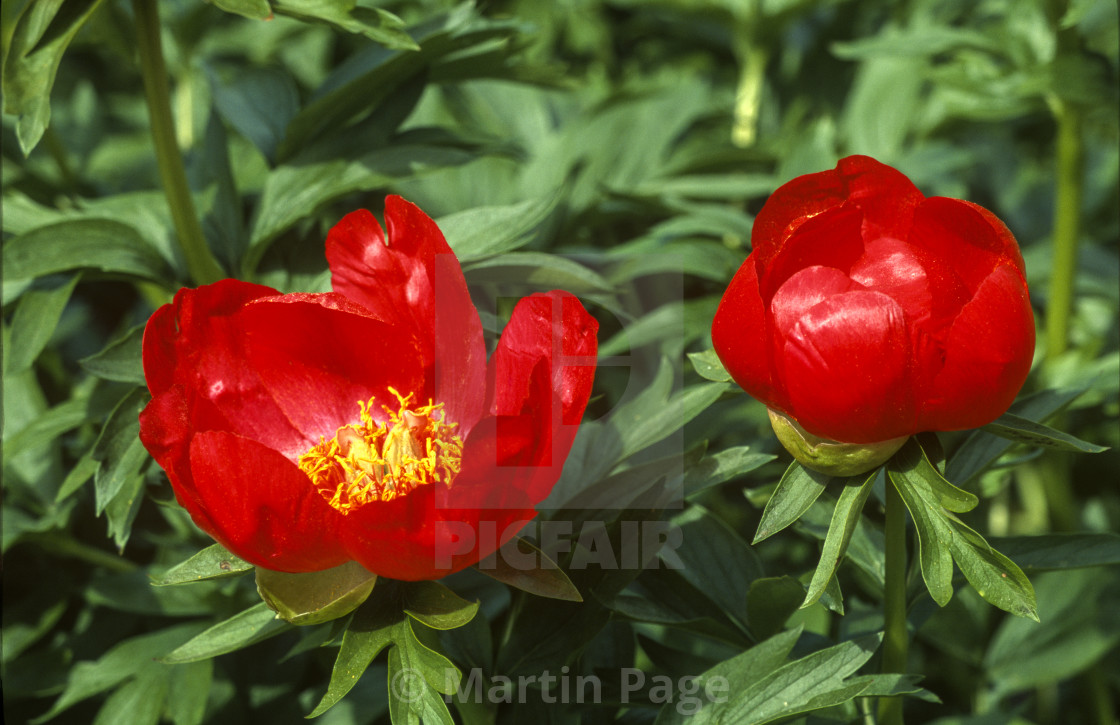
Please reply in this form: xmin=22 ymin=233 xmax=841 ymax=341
xmin=140 ymin=196 xmax=598 ymax=580
xmin=712 ymin=155 xmax=1034 ymax=447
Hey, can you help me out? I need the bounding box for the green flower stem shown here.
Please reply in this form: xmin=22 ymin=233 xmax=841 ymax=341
xmin=1046 ymin=96 xmax=1083 ymax=362
xmin=879 ymin=475 xmax=908 ymax=725
xmin=133 ymin=0 xmax=224 ymax=287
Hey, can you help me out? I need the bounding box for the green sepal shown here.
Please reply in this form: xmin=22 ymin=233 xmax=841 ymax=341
xmin=256 ymin=561 xmax=377 ymax=626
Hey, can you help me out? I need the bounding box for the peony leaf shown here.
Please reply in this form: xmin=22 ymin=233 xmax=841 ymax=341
xmin=474 ymin=537 xmax=583 ymax=602
xmin=79 ymin=323 xmax=146 ymax=385
xmin=208 ymin=0 xmax=272 ymax=20
xmin=307 ymin=594 xmax=399 ymax=717
xmin=255 ymin=561 xmax=377 ymax=626
xmin=752 ymin=462 xmax=829 ymax=544
xmin=989 ymin=532 xmax=1120 ymax=572
xmin=438 ymin=194 xmax=559 ymax=262
xmin=888 ymin=465 xmax=956 ymax=608
xmin=947 ymin=518 xmax=1038 ymax=622
xmin=801 ymin=471 xmax=876 ymax=609
xmin=746 ymin=576 xmax=805 ymax=641
xmin=983 ymin=412 xmax=1108 ymax=453
xmin=5 ymin=273 xmax=80 ymax=374
xmin=161 ymin=603 xmax=290 ymax=664
xmin=151 ymin=544 xmax=253 ymax=586
xmin=892 ymin=438 xmax=978 ymax=513
xmin=687 ymin=348 xmax=733 ymax=382
xmin=402 ymin=581 xmax=479 ymax=631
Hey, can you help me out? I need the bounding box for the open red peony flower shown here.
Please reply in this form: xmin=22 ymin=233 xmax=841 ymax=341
xmin=712 ymin=155 xmax=1034 ymax=447
xmin=140 ymin=196 xmax=598 ymax=580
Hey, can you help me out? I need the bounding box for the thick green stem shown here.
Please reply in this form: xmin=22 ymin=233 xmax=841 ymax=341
xmin=133 ymin=0 xmax=224 ymax=286
xmin=1045 ymin=97 xmax=1083 ymax=361
xmin=879 ymin=476 xmax=908 ymax=725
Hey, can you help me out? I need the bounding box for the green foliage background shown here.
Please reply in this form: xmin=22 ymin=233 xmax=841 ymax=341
xmin=3 ymin=0 xmax=1118 ymax=724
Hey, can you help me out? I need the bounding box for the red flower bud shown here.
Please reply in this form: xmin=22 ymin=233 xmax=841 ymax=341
xmin=140 ymin=197 xmax=598 ymax=580
xmin=712 ymin=156 xmax=1035 ymax=451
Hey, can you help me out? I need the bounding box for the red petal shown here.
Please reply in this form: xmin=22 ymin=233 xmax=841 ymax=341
xmin=922 ymin=264 xmax=1035 ymax=431
xmin=188 ymin=431 xmax=349 ymax=572
xmin=142 ymin=280 xmax=310 ymax=458
xmin=324 ymin=198 xmax=487 ymax=429
xmin=908 ymin=197 xmax=1020 ymax=294
xmin=753 ymin=155 xmax=923 ymax=271
xmin=712 ymin=257 xmax=782 ymax=408
xmin=237 ymin=293 xmax=425 ymax=451
xmin=781 ymin=290 xmax=914 ymax=443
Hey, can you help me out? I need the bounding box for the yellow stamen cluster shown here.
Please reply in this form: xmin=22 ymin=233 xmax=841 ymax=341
xmin=298 ymin=388 xmax=463 ymax=514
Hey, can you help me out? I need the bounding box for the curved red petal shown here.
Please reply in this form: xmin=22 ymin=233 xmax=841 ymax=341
xmin=908 ymin=197 xmax=1020 ymax=294
xmin=188 ymin=431 xmax=350 ymax=572
xmin=922 ymin=264 xmax=1035 ymax=431
xmin=753 ymin=155 xmax=923 ymax=271
xmin=781 ymin=290 xmax=915 ymax=443
xmin=712 ymin=258 xmax=782 ymax=409
xmin=236 ymin=293 xmax=425 ymax=451
xmin=142 ymin=280 xmax=311 ymax=457
xmin=324 ymin=198 xmax=487 ymax=428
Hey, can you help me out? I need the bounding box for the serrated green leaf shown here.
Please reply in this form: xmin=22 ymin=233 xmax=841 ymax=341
xmin=753 ymin=462 xmax=829 ymax=544
xmin=474 ymin=537 xmax=583 ymax=602
xmin=79 ymin=324 xmax=146 ymax=385
xmin=6 ymin=273 xmax=80 ymax=374
xmin=983 ymin=412 xmax=1108 ymax=453
xmin=256 ymin=560 xmax=377 ymax=626
xmin=3 ymin=219 xmax=173 ymax=286
xmin=802 ymin=472 xmax=876 ymax=609
xmin=402 ymin=581 xmax=479 ymax=630
xmin=152 ymin=544 xmax=253 ymax=586
xmin=687 ymin=348 xmax=732 ymax=382
xmin=161 ymin=603 xmax=291 ymax=664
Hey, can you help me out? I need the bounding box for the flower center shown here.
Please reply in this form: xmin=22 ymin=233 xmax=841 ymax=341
xmin=298 ymin=388 xmax=463 ymax=514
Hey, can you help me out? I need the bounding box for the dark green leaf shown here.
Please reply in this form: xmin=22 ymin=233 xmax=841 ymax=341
xmin=670 ymin=505 xmax=762 ymax=628
xmin=91 ymin=388 xmax=150 ymax=514
xmin=684 ymin=446 xmax=775 ymax=498
xmin=802 ymin=472 xmax=876 ymax=608
xmin=308 ymin=594 xmax=400 ymax=717
xmin=211 ymin=67 xmax=300 ymax=163
xmin=746 ymin=577 xmax=804 ymax=640
xmin=753 ymin=462 xmax=829 ymax=544
xmin=6 ymin=273 xmax=80 ymax=373
xmin=91 ymin=667 xmax=168 ymax=725
xmin=438 ymin=194 xmax=559 ymax=262
xmin=991 ymin=533 xmax=1120 ymax=571
xmin=947 ymin=520 xmax=1038 ymax=621
xmin=892 ymin=438 xmax=978 ymax=513
xmin=474 ymin=537 xmax=583 ymax=602
xmin=151 ymin=543 xmax=253 ymax=586
xmin=2 ymin=0 xmax=108 ymax=154
xmin=209 ymin=0 xmax=272 ymax=20
xmin=889 ymin=468 xmax=955 ymax=607
xmin=79 ymin=324 xmax=146 ymax=385
xmin=271 ymin=0 xmax=417 ymax=50
xmin=687 ymin=349 xmax=732 ymax=382
xmin=161 ymin=603 xmax=291 ymax=664
xmin=3 ymin=219 xmax=173 ymax=286
xmin=983 ymin=412 xmax=1108 ymax=453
